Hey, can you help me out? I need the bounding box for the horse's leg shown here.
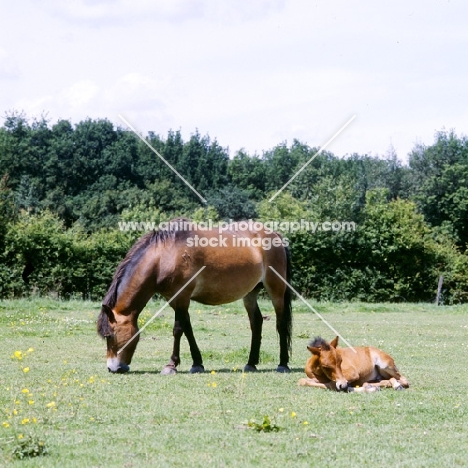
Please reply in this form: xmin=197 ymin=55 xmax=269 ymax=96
xmin=243 ymin=289 xmax=263 ymax=372
xmin=161 ymin=308 xmax=204 ymax=375
xmin=181 ymin=309 xmax=204 ymax=374
xmin=161 ymin=311 xmax=183 ymax=375
xmin=273 ymin=292 xmax=291 ymax=373
xmin=263 ymin=266 xmax=291 ymax=373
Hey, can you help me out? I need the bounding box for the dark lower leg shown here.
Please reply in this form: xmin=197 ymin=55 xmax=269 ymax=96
xmin=182 ymin=316 xmax=203 ymax=369
xmin=165 ymin=320 xmax=183 ymax=369
xmin=277 ymin=318 xmax=290 ymax=369
xmin=247 ymin=305 xmax=263 ymax=367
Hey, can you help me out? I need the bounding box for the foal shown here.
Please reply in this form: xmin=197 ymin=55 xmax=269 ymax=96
xmin=298 ymin=336 xmax=409 ymax=393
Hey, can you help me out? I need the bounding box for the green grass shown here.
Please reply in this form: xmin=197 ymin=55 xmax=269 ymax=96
xmin=1 ymin=298 xmax=467 ymax=466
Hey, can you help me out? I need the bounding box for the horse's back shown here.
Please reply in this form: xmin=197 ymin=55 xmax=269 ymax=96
xmin=171 ymin=225 xmax=287 ymax=306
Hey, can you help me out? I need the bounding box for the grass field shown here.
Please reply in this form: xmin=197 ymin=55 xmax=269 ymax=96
xmin=1 ymin=298 xmax=467 ymax=467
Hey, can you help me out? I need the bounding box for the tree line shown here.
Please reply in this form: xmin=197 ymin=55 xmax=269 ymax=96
xmin=0 ymin=112 xmax=467 ymax=303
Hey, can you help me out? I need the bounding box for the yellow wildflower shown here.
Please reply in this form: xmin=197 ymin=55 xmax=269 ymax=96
xmin=21 ymin=388 xmax=29 ymax=394
xmin=23 ymin=367 xmax=30 ymax=373
xmin=46 ymin=401 xmax=56 ymax=408
xmin=2 ymin=422 xmax=9 ymax=428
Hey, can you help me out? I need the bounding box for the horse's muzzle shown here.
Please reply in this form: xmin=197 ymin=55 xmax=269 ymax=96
xmin=108 ymin=365 xmax=130 ymax=373
xmin=107 ymin=357 xmax=130 ymax=373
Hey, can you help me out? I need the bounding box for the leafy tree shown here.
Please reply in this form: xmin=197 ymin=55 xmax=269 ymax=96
xmin=409 ymin=130 xmax=468 ymax=246
xmin=0 ymin=175 xmax=17 ymax=243
xmin=206 ymin=185 xmax=257 ymax=221
xmin=228 ymin=150 xmax=266 ymax=199
xmin=263 ymin=141 xmax=302 ymax=193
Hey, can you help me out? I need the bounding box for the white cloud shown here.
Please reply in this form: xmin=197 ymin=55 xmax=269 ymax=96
xmin=45 ymin=0 xmax=285 ymax=25
xmin=2 ymin=0 xmax=468 ymax=160
xmin=60 ymin=80 xmax=100 ymax=109
xmin=0 ymin=46 xmax=20 ymax=80
xmin=104 ymin=73 xmax=168 ymax=110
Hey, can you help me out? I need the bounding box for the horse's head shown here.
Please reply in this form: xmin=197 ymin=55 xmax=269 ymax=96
xmin=97 ymin=305 xmax=139 ymax=373
xmin=307 ymin=336 xmax=348 ymax=391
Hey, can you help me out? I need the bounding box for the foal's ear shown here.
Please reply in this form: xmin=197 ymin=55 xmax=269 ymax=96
xmin=307 ymin=346 xmax=321 ymax=355
xmin=330 ymin=336 xmax=339 ymax=348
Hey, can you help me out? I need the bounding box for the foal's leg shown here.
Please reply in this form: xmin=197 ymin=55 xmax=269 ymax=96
xmin=243 ymin=288 xmax=263 ymax=372
xmin=363 ymin=378 xmax=405 ymax=391
xmin=377 ymin=365 xmax=410 ymax=390
xmin=161 ymin=307 xmax=204 ymax=375
xmin=298 ymin=378 xmax=332 ymax=390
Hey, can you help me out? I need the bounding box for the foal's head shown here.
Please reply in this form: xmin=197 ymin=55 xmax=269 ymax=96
xmin=308 ymin=336 xmax=348 ymax=391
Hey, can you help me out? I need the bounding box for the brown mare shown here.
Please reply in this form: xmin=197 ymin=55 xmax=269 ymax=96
xmin=97 ymin=220 xmax=292 ymax=374
xmin=298 ymin=336 xmax=409 ymax=393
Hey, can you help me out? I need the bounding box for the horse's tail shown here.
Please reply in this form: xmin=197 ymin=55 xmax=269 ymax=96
xmin=283 ymin=244 xmax=293 ymax=355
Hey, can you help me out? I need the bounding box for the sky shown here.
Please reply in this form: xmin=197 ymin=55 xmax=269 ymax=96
xmin=1 ymin=0 xmax=467 ymax=162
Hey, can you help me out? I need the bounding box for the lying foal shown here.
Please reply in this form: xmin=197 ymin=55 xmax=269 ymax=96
xmin=298 ymin=336 xmax=409 ymax=393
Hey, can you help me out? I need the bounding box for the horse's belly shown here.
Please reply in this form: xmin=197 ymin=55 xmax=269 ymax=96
xmin=190 ymin=256 xmax=263 ymax=305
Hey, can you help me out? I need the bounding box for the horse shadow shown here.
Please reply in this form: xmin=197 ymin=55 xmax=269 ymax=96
xmin=127 ymin=367 xmax=304 ymax=375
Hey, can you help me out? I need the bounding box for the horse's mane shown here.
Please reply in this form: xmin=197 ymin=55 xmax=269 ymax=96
xmin=309 ymin=336 xmax=331 ymax=350
xmin=102 ymin=226 xmax=181 ymax=309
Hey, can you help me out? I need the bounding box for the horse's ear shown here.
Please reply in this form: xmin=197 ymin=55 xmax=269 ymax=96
xmin=330 ymin=336 xmax=339 ymax=348
xmin=307 ymin=346 xmax=321 ymax=355
xmin=97 ymin=305 xmax=116 ymax=338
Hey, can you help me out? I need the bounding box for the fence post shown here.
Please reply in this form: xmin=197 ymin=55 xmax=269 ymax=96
xmin=435 ymin=275 xmax=444 ymax=306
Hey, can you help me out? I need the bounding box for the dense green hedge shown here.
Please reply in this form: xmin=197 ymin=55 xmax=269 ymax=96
xmin=1 ymin=115 xmax=467 ymax=303
xmin=0 ymin=211 xmax=134 ymax=299
xmin=1 ymin=192 xmax=466 ymax=304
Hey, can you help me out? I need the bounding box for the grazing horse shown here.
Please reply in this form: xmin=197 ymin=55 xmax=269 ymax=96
xmin=97 ymin=220 xmax=292 ymax=374
xmin=298 ymin=336 xmax=409 ymax=392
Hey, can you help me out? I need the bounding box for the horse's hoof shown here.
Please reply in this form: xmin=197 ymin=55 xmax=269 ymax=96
xmin=190 ymin=365 xmax=205 ymax=374
xmin=161 ymin=366 xmax=177 ymax=375
xmin=276 ymin=365 xmax=290 ymax=373
xmin=394 ymin=385 xmax=404 ymax=391
xmin=347 ymin=387 xmax=355 ymax=393
xmin=244 ymin=364 xmax=258 ymax=372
